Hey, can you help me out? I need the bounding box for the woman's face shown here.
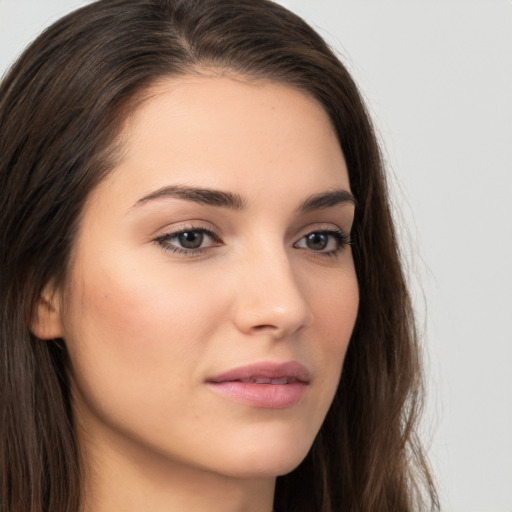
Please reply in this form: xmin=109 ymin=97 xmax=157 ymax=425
xmin=53 ymin=76 xmax=359 ymax=479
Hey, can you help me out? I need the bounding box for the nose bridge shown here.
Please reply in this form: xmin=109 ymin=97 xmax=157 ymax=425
xmin=233 ymin=238 xmax=313 ymax=337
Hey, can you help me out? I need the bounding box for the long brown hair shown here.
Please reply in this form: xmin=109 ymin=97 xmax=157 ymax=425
xmin=0 ymin=1 xmax=439 ymax=511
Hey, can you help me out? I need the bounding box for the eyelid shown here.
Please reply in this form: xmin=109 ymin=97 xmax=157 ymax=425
xmin=294 ymin=221 xmax=352 ymax=240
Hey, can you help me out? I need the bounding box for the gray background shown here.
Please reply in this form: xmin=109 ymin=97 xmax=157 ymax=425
xmin=1 ymin=1 xmax=511 ymax=510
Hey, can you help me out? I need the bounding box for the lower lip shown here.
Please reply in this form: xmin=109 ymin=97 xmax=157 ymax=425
xmin=206 ymin=381 xmax=308 ymax=409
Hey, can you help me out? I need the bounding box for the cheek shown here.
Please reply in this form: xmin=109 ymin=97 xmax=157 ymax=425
xmin=61 ymin=256 xmax=230 ymax=412
xmin=311 ymin=265 xmax=359 ymax=343
xmin=306 ymin=265 xmax=359 ymax=387
xmin=66 ymin=255 xmax=223 ymax=349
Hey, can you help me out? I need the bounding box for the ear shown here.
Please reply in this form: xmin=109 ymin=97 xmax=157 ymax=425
xmin=31 ymin=282 xmax=64 ymax=340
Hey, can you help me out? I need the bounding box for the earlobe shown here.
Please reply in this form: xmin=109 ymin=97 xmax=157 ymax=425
xmin=31 ymin=283 xmax=65 ymax=340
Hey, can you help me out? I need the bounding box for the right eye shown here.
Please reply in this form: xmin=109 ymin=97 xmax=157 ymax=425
xmin=154 ymin=227 xmax=222 ymax=255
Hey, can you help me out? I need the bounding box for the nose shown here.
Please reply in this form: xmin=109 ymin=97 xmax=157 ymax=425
xmin=232 ymin=246 xmax=313 ymax=339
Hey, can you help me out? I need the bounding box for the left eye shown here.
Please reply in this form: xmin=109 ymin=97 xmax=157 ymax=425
xmin=294 ymin=230 xmax=350 ymax=253
xmin=155 ymin=228 xmax=220 ymax=253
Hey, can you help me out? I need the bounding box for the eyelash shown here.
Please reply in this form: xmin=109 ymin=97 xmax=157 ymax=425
xmin=153 ymin=225 xmax=352 ymax=257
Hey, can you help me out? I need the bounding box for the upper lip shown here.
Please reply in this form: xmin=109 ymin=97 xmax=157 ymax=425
xmin=206 ymin=361 xmax=311 ymax=384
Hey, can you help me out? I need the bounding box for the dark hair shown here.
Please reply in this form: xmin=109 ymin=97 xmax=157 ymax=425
xmin=0 ymin=1 xmax=439 ymax=511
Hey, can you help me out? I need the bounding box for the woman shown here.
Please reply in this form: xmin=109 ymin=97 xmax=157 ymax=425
xmin=0 ymin=1 xmax=438 ymax=511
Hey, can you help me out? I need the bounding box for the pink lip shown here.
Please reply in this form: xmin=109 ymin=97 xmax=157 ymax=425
xmin=206 ymin=361 xmax=310 ymax=409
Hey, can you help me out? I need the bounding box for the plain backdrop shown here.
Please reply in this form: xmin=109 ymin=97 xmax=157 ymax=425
xmin=1 ymin=1 xmax=511 ymax=511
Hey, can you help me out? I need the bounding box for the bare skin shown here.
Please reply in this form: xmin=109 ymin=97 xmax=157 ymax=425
xmin=33 ymin=75 xmax=359 ymax=512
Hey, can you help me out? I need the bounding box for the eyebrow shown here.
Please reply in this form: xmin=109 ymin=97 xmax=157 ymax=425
xmin=297 ymin=189 xmax=357 ymax=213
xmin=133 ymin=185 xmax=247 ymax=210
xmin=132 ymin=185 xmax=356 ymax=212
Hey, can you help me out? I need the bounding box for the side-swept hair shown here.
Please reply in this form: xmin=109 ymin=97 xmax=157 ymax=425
xmin=0 ymin=1 xmax=438 ymax=511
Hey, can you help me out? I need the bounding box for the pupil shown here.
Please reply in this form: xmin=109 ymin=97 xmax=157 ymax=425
xmin=178 ymin=231 xmax=203 ymax=249
xmin=306 ymin=233 xmax=328 ymax=250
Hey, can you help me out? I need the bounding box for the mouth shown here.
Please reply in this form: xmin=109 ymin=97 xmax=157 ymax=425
xmin=205 ymin=361 xmax=310 ymax=409
xmin=232 ymin=376 xmax=300 ymax=384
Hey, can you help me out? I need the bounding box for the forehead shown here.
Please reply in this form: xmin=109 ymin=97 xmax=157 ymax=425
xmin=98 ymin=74 xmax=350 ymax=207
